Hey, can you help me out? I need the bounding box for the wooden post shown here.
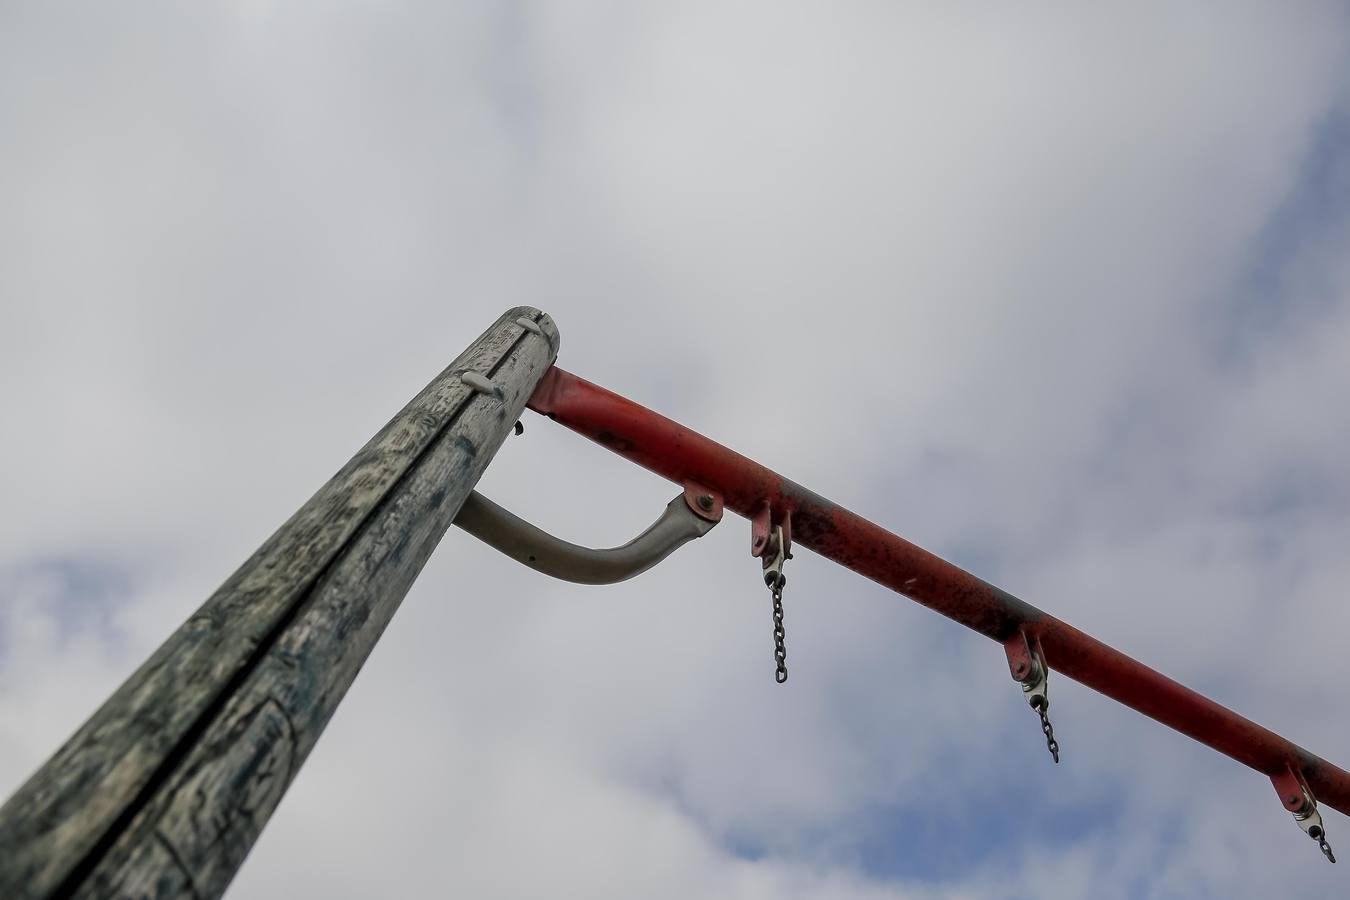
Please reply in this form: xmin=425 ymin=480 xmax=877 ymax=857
xmin=0 ymin=308 xmax=559 ymax=900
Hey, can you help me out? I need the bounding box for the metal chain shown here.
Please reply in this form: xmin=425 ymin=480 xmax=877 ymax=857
xmin=1293 ymin=792 xmax=1336 ymax=864
xmin=1315 ymin=830 xmax=1336 ymax=864
xmin=770 ymin=574 xmax=787 ymax=683
xmin=1032 ymin=696 xmax=1060 ymax=763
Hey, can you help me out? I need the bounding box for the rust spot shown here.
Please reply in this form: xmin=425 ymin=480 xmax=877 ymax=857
xmin=595 ymin=430 xmax=635 ymax=453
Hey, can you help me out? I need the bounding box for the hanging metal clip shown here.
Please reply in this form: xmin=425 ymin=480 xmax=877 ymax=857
xmin=1273 ymin=767 xmax=1336 ymax=863
xmin=761 ymin=526 xmax=788 ymax=589
xmin=751 ymin=506 xmax=792 ymax=683
xmin=1004 ymin=629 xmax=1060 ymax=763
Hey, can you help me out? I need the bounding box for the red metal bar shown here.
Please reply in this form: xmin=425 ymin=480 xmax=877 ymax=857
xmin=528 ymin=366 xmax=1350 ymax=818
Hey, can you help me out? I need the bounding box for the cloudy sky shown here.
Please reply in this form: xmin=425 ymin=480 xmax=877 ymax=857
xmin=4 ymin=3 xmax=1350 ymax=898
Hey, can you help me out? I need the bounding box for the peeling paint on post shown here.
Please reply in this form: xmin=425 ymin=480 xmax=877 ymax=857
xmin=0 ymin=308 xmax=559 ymax=900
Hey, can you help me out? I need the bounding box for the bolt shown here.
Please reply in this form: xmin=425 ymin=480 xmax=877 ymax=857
xmin=697 ymin=494 xmax=714 ymax=512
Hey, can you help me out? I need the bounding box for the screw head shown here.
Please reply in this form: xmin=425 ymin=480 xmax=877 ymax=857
xmin=696 ymin=494 xmax=714 ymax=511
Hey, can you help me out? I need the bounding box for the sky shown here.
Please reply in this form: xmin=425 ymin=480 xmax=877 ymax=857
xmin=3 ymin=3 xmax=1350 ymax=898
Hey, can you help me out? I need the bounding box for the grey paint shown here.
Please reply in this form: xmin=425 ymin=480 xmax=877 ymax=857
xmin=454 ymin=490 xmax=720 ymax=585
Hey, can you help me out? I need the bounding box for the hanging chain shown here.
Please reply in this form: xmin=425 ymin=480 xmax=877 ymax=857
xmin=1315 ymin=828 xmax=1337 ymax=864
xmin=1284 ymin=777 xmax=1337 ymax=865
xmin=1301 ymin=808 xmax=1337 ymax=864
xmin=769 ymin=572 xmax=787 ymax=683
xmin=1013 ymin=637 xmax=1061 ymax=764
xmin=757 ymin=521 xmax=790 ymax=684
xmin=1031 ymin=695 xmax=1059 ymax=763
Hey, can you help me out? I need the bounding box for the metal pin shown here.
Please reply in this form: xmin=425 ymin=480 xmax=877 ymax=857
xmin=460 ymin=372 xmax=500 ymax=397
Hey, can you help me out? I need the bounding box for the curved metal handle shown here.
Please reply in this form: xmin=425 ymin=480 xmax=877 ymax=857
xmin=453 ymin=491 xmax=719 ymax=584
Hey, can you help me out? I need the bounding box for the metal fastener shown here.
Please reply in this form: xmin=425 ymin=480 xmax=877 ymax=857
xmin=460 ymin=372 xmax=500 ymax=397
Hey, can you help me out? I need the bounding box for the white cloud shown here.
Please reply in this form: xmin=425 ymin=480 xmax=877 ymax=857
xmin=3 ymin=3 xmax=1350 ymax=898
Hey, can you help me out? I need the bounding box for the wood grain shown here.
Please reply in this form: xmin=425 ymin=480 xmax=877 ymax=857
xmin=0 ymin=308 xmax=559 ymax=900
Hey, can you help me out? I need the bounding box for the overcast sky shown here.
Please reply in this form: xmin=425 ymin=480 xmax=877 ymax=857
xmin=4 ymin=4 xmax=1350 ymax=898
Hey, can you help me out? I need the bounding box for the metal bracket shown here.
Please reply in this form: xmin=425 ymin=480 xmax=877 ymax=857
xmin=1004 ymin=630 xmax=1045 ymax=702
xmin=454 ymin=486 xmax=722 ymax=585
xmin=684 ymin=481 xmax=723 ymax=523
xmin=1273 ymin=766 xmax=1337 ymax=863
xmin=751 ymin=505 xmax=792 ymax=587
xmin=1005 ymin=628 xmax=1059 ymax=763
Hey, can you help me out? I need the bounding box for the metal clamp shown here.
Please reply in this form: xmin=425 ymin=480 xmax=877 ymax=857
xmin=761 ymin=525 xmax=788 ymax=589
xmin=751 ymin=506 xmax=792 ymax=584
xmin=1004 ymin=629 xmax=1059 ymax=763
xmin=454 ymin=484 xmax=722 ymax=585
xmin=1273 ymin=767 xmax=1337 ymax=863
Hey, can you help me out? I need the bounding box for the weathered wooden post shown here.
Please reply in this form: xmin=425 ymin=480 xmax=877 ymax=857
xmin=0 ymin=308 xmax=558 ymax=900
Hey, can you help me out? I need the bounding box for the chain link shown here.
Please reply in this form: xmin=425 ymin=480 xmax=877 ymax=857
xmin=770 ymin=574 xmax=787 ymax=683
xmin=1315 ymin=830 xmax=1336 ymax=864
xmin=1032 ymin=696 xmax=1060 ymax=763
xmin=1293 ymin=793 xmax=1336 ymax=864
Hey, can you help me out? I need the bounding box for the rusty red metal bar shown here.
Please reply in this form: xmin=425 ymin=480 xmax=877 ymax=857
xmin=528 ymin=366 xmax=1350 ymax=821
